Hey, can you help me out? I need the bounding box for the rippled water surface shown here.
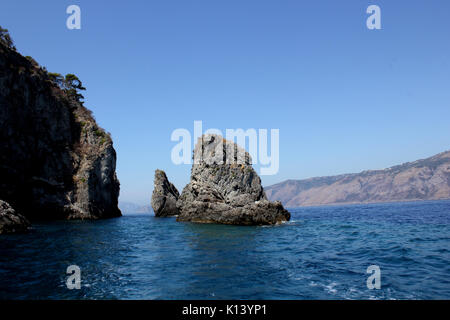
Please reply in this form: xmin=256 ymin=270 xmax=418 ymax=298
xmin=1 ymin=200 xmax=449 ymax=299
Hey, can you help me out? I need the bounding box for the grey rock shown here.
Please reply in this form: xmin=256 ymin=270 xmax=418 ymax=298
xmin=0 ymin=40 xmax=121 ymax=220
xmin=151 ymin=170 xmax=180 ymax=217
xmin=0 ymin=200 xmax=31 ymax=234
xmin=176 ymin=134 xmax=290 ymax=225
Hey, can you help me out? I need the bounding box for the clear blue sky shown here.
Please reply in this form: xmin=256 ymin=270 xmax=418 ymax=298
xmin=1 ymin=1 xmax=449 ymax=205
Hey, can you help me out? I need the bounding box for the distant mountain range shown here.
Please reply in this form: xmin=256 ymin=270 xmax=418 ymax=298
xmin=265 ymin=150 xmax=450 ymax=208
xmin=119 ymin=202 xmax=152 ymax=214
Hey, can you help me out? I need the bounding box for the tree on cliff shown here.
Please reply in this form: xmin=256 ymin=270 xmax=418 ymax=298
xmin=0 ymin=26 xmax=15 ymax=50
xmin=48 ymin=72 xmax=86 ymax=103
xmin=64 ymin=74 xmax=86 ymax=103
xmin=65 ymin=74 xmax=86 ymax=92
xmin=48 ymin=73 xmax=85 ymax=103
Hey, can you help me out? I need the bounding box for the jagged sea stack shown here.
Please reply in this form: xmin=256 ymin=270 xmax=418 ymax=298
xmin=151 ymin=170 xmax=180 ymax=217
xmin=176 ymin=134 xmax=290 ymax=225
xmin=0 ymin=35 xmax=121 ymax=222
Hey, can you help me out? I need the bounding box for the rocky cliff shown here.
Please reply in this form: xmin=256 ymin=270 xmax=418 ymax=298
xmin=175 ymin=134 xmax=290 ymax=225
xmin=266 ymin=150 xmax=450 ymax=207
xmin=0 ymin=34 xmax=121 ymax=224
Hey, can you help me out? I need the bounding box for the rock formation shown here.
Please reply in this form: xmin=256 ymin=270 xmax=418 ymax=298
xmin=176 ymin=134 xmax=290 ymax=225
xmin=151 ymin=170 xmax=180 ymax=217
xmin=0 ymin=200 xmax=31 ymax=234
xmin=266 ymin=150 xmax=450 ymax=207
xmin=0 ymin=32 xmax=121 ymax=224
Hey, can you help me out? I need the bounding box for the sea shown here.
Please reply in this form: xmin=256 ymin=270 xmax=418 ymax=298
xmin=1 ymin=200 xmax=449 ymax=300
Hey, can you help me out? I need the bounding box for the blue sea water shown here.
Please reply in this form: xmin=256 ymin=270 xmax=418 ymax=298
xmin=0 ymin=200 xmax=449 ymax=300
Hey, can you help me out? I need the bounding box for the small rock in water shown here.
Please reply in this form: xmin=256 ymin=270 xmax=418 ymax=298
xmin=0 ymin=200 xmax=31 ymax=234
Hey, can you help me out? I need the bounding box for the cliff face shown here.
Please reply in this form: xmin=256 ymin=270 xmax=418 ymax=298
xmin=266 ymin=151 xmax=450 ymax=207
xmin=176 ymin=134 xmax=290 ymax=225
xmin=0 ymin=42 xmax=121 ymax=220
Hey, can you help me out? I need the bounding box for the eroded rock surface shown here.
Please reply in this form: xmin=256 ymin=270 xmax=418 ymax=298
xmin=176 ymin=134 xmax=290 ymax=225
xmin=151 ymin=170 xmax=180 ymax=217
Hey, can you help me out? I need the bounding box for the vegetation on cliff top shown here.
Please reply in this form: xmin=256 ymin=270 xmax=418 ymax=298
xmin=1 ymin=25 xmax=86 ymax=105
xmin=0 ymin=26 xmax=15 ymax=50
